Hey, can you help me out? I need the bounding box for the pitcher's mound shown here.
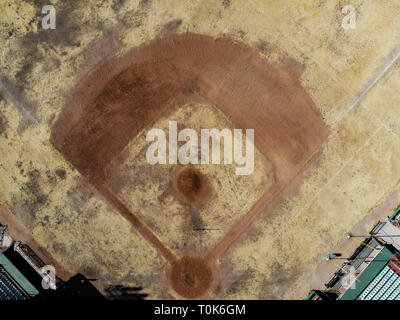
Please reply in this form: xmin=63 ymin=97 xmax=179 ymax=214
xmin=173 ymin=167 xmax=210 ymax=205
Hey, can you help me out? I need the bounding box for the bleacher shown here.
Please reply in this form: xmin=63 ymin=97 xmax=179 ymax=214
xmin=0 ymin=252 xmax=39 ymax=299
xmin=0 ymin=272 xmax=27 ymax=300
xmin=359 ymin=265 xmax=400 ymax=300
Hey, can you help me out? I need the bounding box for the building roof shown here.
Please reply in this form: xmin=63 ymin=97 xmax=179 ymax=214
xmin=339 ymin=246 xmax=396 ymax=300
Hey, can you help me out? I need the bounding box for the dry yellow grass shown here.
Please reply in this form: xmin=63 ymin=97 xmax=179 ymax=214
xmin=1 ymin=0 xmax=400 ymax=298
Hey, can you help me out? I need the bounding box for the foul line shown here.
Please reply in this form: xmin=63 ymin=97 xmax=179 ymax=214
xmin=292 ymin=124 xmax=383 ymax=221
xmin=0 ymin=78 xmax=39 ymax=125
xmin=332 ymin=48 xmax=400 ymax=125
xmin=345 ymin=49 xmax=400 ymax=114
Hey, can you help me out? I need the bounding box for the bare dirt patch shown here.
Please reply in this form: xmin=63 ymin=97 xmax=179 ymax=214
xmin=169 ymin=256 xmax=213 ymax=299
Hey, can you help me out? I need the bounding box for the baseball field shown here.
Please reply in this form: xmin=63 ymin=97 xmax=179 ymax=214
xmin=1 ymin=0 xmax=400 ymax=299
